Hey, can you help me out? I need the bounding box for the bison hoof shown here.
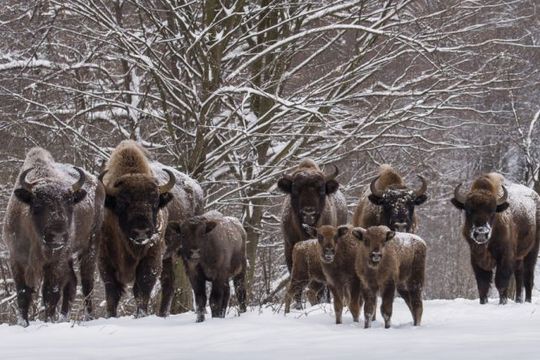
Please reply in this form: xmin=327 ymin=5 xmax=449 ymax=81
xmin=479 ymin=297 xmax=488 ymax=304
xmin=58 ymin=314 xmax=69 ymax=323
xmin=239 ymin=305 xmax=247 ymax=313
xmin=499 ymin=297 xmax=508 ymax=305
xmin=293 ymin=301 xmax=303 ymax=310
xmin=525 ymin=297 xmax=532 ymax=303
xmin=135 ymin=308 xmax=147 ymax=318
xmin=515 ymin=297 xmax=523 ymax=304
xmin=196 ymin=313 xmax=205 ymax=323
xmin=17 ymin=316 xmax=29 ymax=327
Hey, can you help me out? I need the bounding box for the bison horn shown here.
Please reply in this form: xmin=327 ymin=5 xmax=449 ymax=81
xmin=19 ymin=168 xmax=37 ymax=191
xmin=71 ymin=167 xmax=86 ymax=192
xmin=415 ymin=175 xmax=428 ymax=197
xmin=324 ymin=164 xmax=339 ymax=181
xmin=97 ymin=170 xmax=108 ymax=184
xmin=453 ymin=183 xmax=467 ymax=206
xmin=497 ymin=185 xmax=508 ymax=206
xmin=370 ymin=176 xmax=384 ymax=197
xmin=158 ymin=168 xmax=176 ymax=194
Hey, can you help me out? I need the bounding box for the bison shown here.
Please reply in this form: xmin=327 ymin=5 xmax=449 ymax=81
xmin=451 ymin=173 xmax=540 ymax=304
xmin=353 ymin=225 xmax=426 ymax=328
xmin=3 ymin=147 xmax=104 ymax=326
xmin=277 ymin=159 xmax=348 ymax=273
xmin=165 ymin=211 xmax=247 ymax=322
xmin=98 ymin=140 xmax=203 ymax=317
xmin=353 ymin=164 xmax=427 ymax=233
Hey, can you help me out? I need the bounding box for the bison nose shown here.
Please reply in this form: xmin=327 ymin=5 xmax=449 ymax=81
xmin=393 ymin=222 xmax=408 ymax=232
xmin=190 ymin=249 xmax=201 ymax=260
xmin=471 ymin=225 xmax=491 ymax=244
xmin=371 ymin=252 xmax=382 ymax=263
xmin=132 ymin=227 xmax=152 ymax=240
xmin=302 ymin=207 xmax=316 ymax=215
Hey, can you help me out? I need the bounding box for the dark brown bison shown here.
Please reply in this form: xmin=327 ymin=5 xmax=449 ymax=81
xmin=3 ymin=147 xmax=104 ymax=326
xmin=98 ymin=140 xmax=203 ymax=317
xmin=353 ymin=164 xmax=427 ymax=233
xmin=165 ymin=210 xmax=247 ymax=322
xmin=277 ymin=159 xmax=348 ymax=273
xmin=353 ymin=226 xmax=426 ymax=328
xmin=451 ymin=173 xmax=540 ymax=304
xmin=283 ymin=239 xmax=326 ymax=313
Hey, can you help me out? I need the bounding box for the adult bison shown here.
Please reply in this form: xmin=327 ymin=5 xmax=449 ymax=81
xmin=277 ymin=159 xmax=348 ymax=273
xmin=3 ymin=147 xmax=104 ymax=326
xmin=98 ymin=140 xmax=203 ymax=317
xmin=353 ymin=164 xmax=428 ymax=233
xmin=451 ymin=173 xmax=540 ymax=304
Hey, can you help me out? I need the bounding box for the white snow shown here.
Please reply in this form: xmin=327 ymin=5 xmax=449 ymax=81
xmin=2 ymin=298 xmax=540 ymax=359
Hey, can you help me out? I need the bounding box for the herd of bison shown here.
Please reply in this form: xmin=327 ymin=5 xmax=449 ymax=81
xmin=2 ymin=140 xmax=540 ymax=329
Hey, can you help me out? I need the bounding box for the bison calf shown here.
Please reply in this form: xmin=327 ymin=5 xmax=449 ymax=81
xmin=166 ymin=211 xmax=247 ymax=322
xmin=353 ymin=226 xmax=426 ymax=329
xmin=283 ymin=239 xmax=326 ymax=313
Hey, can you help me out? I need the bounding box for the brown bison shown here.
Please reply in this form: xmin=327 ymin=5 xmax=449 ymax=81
xmin=277 ymin=159 xmax=348 ymax=273
xmin=283 ymin=239 xmax=326 ymax=313
xmin=353 ymin=164 xmax=427 ymax=233
xmin=353 ymin=226 xmax=426 ymax=328
xmin=98 ymin=140 xmax=203 ymax=317
xmin=3 ymin=147 xmax=104 ymax=326
xmin=305 ymin=225 xmax=362 ymax=324
xmin=451 ymin=173 xmax=540 ymax=304
xmin=165 ymin=211 xmax=247 ymax=322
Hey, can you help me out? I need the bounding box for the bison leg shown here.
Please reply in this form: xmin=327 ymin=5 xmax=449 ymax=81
xmin=42 ymin=263 xmax=62 ymax=322
xmin=233 ymin=271 xmax=247 ymax=313
xmin=220 ymin=281 xmax=231 ymax=318
xmin=523 ymin=239 xmax=539 ymax=302
xmin=12 ymin=262 xmax=32 ymax=327
xmin=514 ymin=259 xmax=524 ymax=303
xmin=159 ymin=256 xmax=175 ymax=317
xmin=210 ymin=280 xmax=227 ymax=318
xmin=307 ymin=281 xmax=326 ymax=305
xmin=471 ymin=263 xmax=492 ymax=304
xmin=329 ymin=285 xmax=343 ymax=324
xmin=79 ymin=245 xmax=97 ymax=319
xmin=495 ymin=261 xmax=513 ymax=305
xmin=99 ymin=259 xmax=123 ymax=318
xmin=349 ymin=281 xmax=362 ymax=323
xmin=133 ymin=256 xmax=160 ymax=318
xmin=60 ymin=260 xmax=77 ymax=320
xmin=190 ymin=273 xmax=207 ymax=323
xmin=409 ymin=287 xmax=423 ymax=326
xmin=380 ymin=281 xmax=395 ymax=329
xmin=363 ymin=290 xmax=376 ymax=329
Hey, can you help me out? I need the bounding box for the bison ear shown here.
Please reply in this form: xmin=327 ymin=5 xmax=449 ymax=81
xmin=351 ymin=227 xmax=366 ymax=242
xmin=337 ymin=225 xmax=349 ymax=238
xmin=167 ymin=221 xmax=182 ymax=235
xmin=414 ymin=194 xmax=427 ymax=205
xmin=104 ymin=195 xmax=116 ymax=210
xmin=73 ymin=189 xmax=87 ymax=204
xmin=326 ymin=179 xmax=339 ymax=194
xmin=368 ymin=194 xmax=384 ymax=205
xmin=302 ymin=224 xmax=317 ymax=238
xmin=277 ymin=176 xmax=293 ymax=193
xmin=496 ymin=202 xmax=509 ymax=213
xmin=385 ymin=231 xmax=395 ymax=242
xmin=14 ymin=189 xmax=33 ymax=205
xmin=450 ymin=198 xmax=464 ymax=210
xmin=205 ymin=221 xmax=217 ymax=234
xmin=159 ymin=192 xmax=174 ymax=208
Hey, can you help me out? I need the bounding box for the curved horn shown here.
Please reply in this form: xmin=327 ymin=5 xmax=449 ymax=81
xmin=453 ymin=183 xmax=467 ymax=206
xmin=324 ymin=164 xmax=339 ymax=181
xmin=497 ymin=185 xmax=508 ymax=206
xmin=415 ymin=175 xmax=428 ymax=197
xmin=71 ymin=167 xmax=86 ymax=192
xmin=159 ymin=168 xmax=176 ymax=194
xmin=97 ymin=170 xmax=108 ymax=184
xmin=19 ymin=168 xmax=36 ymax=191
xmin=370 ymin=176 xmax=383 ymax=197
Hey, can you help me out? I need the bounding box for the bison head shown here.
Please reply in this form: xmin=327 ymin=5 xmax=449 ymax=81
xmin=451 ymin=184 xmax=509 ymax=245
xmin=14 ymin=167 xmax=87 ymax=251
xmin=100 ymin=169 xmax=175 ymax=246
xmin=167 ymin=216 xmax=217 ymax=264
xmin=368 ymin=175 xmax=428 ymax=232
xmin=352 ymin=226 xmax=395 ymax=268
xmin=305 ymin=224 xmax=350 ymax=264
xmin=278 ymin=165 xmax=339 ymax=227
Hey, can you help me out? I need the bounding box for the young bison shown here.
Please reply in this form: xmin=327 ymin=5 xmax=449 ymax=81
xmin=353 ymin=226 xmax=426 ymax=329
xmin=166 ymin=211 xmax=247 ymax=322
xmin=283 ymin=239 xmax=326 ymax=313
xmin=311 ymin=225 xmax=362 ymax=324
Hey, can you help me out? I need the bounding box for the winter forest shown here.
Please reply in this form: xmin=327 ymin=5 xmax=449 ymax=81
xmin=0 ymin=0 xmax=539 ymax=358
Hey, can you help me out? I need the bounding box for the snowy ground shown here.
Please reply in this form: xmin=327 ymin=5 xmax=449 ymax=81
xmin=1 ymin=297 xmax=540 ymax=359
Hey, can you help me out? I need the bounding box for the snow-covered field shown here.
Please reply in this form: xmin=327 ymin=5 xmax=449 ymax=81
xmin=1 ymin=297 xmax=540 ymax=360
